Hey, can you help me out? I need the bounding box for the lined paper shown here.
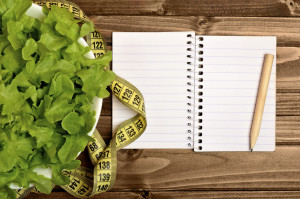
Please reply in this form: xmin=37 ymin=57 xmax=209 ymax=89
xmin=194 ymin=36 xmax=276 ymax=151
xmin=113 ymin=33 xmax=276 ymax=151
xmin=112 ymin=32 xmax=195 ymax=149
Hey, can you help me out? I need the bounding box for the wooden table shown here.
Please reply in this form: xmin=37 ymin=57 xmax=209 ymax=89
xmin=30 ymin=0 xmax=300 ymax=198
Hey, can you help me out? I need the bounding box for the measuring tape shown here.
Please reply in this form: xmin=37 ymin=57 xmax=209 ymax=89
xmin=15 ymin=0 xmax=147 ymax=198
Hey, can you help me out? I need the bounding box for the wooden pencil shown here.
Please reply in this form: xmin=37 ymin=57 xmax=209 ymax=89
xmin=250 ymin=54 xmax=274 ymax=151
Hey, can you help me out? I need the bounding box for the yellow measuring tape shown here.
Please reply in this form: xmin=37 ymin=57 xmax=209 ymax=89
xmin=15 ymin=0 xmax=147 ymax=198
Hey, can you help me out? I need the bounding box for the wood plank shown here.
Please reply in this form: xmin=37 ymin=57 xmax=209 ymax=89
xmin=91 ymin=16 xmax=300 ymax=47
xmin=101 ymin=97 xmax=112 ymax=116
xmin=27 ymin=191 xmax=144 ymax=199
xmin=31 ymin=146 xmax=300 ymax=195
xmin=276 ymin=116 xmax=300 ymax=144
xmin=150 ymin=191 xmax=300 ymax=198
xmin=73 ymin=0 xmax=296 ymax=17
xmin=110 ymin=145 xmax=300 ymax=191
xmin=277 ymin=48 xmax=300 ymax=92
xmin=277 ymin=93 xmax=300 ymax=116
xmin=96 ymin=115 xmax=111 ymax=137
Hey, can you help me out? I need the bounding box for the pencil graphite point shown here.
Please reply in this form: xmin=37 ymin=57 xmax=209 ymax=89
xmin=251 ymin=149 xmax=253 ymax=152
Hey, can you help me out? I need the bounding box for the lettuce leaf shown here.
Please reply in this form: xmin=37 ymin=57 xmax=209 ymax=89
xmin=0 ymin=0 xmax=115 ymax=195
xmin=51 ymin=160 xmax=80 ymax=185
xmin=0 ymin=185 xmax=16 ymax=199
xmin=62 ymin=112 xmax=85 ymax=135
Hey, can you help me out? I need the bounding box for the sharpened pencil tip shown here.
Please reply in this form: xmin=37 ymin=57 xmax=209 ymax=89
xmin=251 ymin=149 xmax=253 ymax=152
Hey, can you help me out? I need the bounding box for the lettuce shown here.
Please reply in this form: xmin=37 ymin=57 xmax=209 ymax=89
xmin=0 ymin=0 xmax=115 ymax=198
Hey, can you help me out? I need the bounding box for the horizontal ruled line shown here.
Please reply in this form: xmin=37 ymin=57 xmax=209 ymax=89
xmin=116 ymin=69 xmax=186 ymax=71
xmin=119 ymin=77 xmax=276 ymax=82
xmin=202 ymin=111 xmax=275 ymax=114
xmin=114 ymin=61 xmax=188 ymax=64
xmin=113 ymin=124 xmax=274 ymax=129
xmin=112 ymin=124 xmax=186 ymax=127
xmin=199 ymin=143 xmax=274 ymax=145
xmin=114 ymin=45 xmax=275 ymax=51
xmin=203 ymin=71 xmax=275 ymax=75
xmin=203 ymin=88 xmax=275 ymax=90
xmin=200 ymin=119 xmax=275 ymax=121
xmin=114 ymin=109 xmax=187 ymax=111
xmin=200 ymin=135 xmax=274 ymax=137
xmin=131 ymin=141 xmax=273 ymax=146
xmin=202 ymin=47 xmax=275 ymax=51
xmin=113 ymin=100 xmax=186 ymax=102
xmin=114 ymin=54 xmax=271 ymax=59
xmin=113 ymin=103 xmax=276 ymax=106
xmin=133 ymin=141 xmax=190 ymax=142
xmin=200 ymin=104 xmax=275 ymax=105
xmin=114 ymin=45 xmax=190 ymax=47
xmin=204 ymin=80 xmax=276 ymax=82
xmin=119 ymin=77 xmax=186 ymax=79
xmin=203 ymin=63 xmax=275 ymax=66
xmin=123 ymin=93 xmax=188 ymax=94
xmin=115 ymin=93 xmax=276 ymax=97
xmin=114 ymin=116 xmax=275 ymax=121
xmin=114 ymin=64 xmax=275 ymax=68
xmin=124 ymin=85 xmax=187 ymax=86
xmin=203 ymin=96 xmax=275 ymax=98
xmin=114 ymin=109 xmax=275 ymax=113
xmin=114 ymin=116 xmax=186 ymax=118
xmin=132 ymin=133 xmax=273 ymax=137
xmin=202 ymin=127 xmax=274 ymax=130
xmin=114 ymin=52 xmax=189 ymax=55
xmin=116 ymin=69 xmax=275 ymax=75
xmin=201 ymin=56 xmax=265 ymax=59
xmin=114 ymin=60 xmax=274 ymax=64
xmin=121 ymin=87 xmax=276 ymax=91
xmin=138 ymin=133 xmax=188 ymax=134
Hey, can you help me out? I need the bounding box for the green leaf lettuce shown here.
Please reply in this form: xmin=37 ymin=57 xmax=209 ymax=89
xmin=0 ymin=0 xmax=115 ymax=196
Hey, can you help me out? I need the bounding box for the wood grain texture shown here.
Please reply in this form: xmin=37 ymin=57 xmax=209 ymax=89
xmin=277 ymin=93 xmax=300 ymax=115
xmin=72 ymin=0 xmax=297 ymax=17
xmin=91 ymin=16 xmax=300 ymax=47
xmin=29 ymin=146 xmax=300 ymax=197
xmin=111 ymin=146 xmax=300 ymax=191
xmin=276 ymin=116 xmax=300 ymax=144
xmin=150 ymin=191 xmax=300 ymax=198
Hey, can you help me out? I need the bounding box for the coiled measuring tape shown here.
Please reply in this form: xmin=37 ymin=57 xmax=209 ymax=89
xmin=15 ymin=0 xmax=147 ymax=198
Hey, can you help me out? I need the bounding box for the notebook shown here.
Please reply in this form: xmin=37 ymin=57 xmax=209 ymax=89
xmin=112 ymin=32 xmax=276 ymax=152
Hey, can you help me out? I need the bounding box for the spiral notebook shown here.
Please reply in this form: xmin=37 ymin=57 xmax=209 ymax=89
xmin=112 ymin=32 xmax=276 ymax=152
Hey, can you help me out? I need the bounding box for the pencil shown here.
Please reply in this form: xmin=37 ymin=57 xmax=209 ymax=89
xmin=250 ymin=54 xmax=274 ymax=151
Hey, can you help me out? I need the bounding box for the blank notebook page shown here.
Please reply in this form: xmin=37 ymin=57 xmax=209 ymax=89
xmin=194 ymin=36 xmax=276 ymax=151
xmin=112 ymin=32 xmax=194 ymax=149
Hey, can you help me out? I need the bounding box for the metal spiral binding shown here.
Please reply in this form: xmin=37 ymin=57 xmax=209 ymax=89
xmin=186 ymin=34 xmax=195 ymax=148
xmin=197 ymin=36 xmax=204 ymax=150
